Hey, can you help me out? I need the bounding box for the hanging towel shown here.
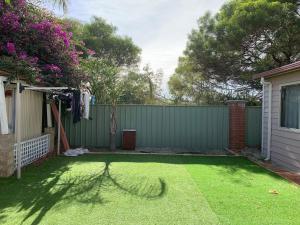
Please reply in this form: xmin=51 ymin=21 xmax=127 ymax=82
xmin=83 ymin=92 xmax=90 ymax=119
xmin=0 ymin=77 xmax=9 ymax=134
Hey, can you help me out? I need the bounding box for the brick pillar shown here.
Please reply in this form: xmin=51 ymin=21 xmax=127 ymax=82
xmin=227 ymin=100 xmax=247 ymax=153
xmin=0 ymin=134 xmax=15 ymax=177
xmin=44 ymin=127 xmax=55 ymax=155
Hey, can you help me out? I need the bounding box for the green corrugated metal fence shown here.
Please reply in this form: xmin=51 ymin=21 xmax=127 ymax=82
xmin=63 ymin=105 xmax=229 ymax=152
xmin=63 ymin=104 xmax=262 ymax=151
xmin=246 ymin=107 xmax=262 ymax=147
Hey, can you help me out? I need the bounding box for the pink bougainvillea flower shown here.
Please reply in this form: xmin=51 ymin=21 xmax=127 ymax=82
xmin=87 ymin=49 xmax=96 ymax=56
xmin=30 ymin=20 xmax=52 ymax=31
xmin=18 ymin=51 xmax=28 ymax=60
xmin=35 ymin=76 xmax=43 ymax=83
xmin=63 ymin=38 xmax=70 ymax=48
xmin=16 ymin=0 xmax=26 ymax=7
xmin=0 ymin=2 xmax=85 ymax=87
xmin=52 ymin=24 xmax=71 ymax=48
xmin=29 ymin=57 xmax=39 ymax=64
xmin=53 ymin=74 xmax=63 ymax=78
xmin=70 ymin=50 xmax=79 ymax=65
xmin=6 ymin=42 xmax=16 ymax=55
xmin=44 ymin=64 xmax=62 ymax=73
xmin=1 ymin=12 xmax=20 ymax=31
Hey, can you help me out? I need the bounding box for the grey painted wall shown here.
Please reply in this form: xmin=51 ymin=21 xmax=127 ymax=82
xmin=266 ymin=71 xmax=300 ymax=172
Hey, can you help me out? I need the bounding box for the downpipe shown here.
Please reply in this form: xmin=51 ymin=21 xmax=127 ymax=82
xmin=260 ymin=77 xmax=272 ymax=161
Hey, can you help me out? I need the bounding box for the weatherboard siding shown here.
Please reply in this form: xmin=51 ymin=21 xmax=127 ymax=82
xmin=268 ymin=71 xmax=300 ymax=172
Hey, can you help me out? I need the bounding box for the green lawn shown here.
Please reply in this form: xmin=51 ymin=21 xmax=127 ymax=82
xmin=0 ymin=154 xmax=299 ymax=225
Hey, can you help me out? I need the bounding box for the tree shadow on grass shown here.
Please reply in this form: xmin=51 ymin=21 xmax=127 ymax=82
xmin=0 ymin=157 xmax=166 ymax=225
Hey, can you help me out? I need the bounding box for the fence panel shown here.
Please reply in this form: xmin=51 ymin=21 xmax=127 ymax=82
xmin=246 ymin=107 xmax=262 ymax=147
xmin=64 ymin=105 xmax=229 ymax=152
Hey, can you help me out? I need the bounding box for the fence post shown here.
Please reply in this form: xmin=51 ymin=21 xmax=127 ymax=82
xmin=227 ymin=100 xmax=247 ymax=153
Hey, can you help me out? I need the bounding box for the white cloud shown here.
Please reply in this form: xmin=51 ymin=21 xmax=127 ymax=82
xmin=47 ymin=0 xmax=226 ymax=94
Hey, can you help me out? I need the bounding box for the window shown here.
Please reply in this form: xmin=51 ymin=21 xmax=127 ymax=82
xmin=281 ymin=84 xmax=300 ymax=129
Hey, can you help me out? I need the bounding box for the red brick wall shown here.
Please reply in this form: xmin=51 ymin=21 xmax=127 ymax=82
xmin=228 ymin=101 xmax=246 ymax=152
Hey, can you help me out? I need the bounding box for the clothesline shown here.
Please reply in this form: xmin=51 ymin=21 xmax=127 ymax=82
xmin=15 ymin=83 xmax=92 ymax=123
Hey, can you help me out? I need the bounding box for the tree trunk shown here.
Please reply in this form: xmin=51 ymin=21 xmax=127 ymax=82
xmin=110 ymin=104 xmax=117 ymax=151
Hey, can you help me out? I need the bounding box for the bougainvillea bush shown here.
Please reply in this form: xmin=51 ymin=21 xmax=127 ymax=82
xmin=0 ymin=0 xmax=86 ymax=87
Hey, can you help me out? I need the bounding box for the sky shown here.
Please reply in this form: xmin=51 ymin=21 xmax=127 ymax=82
xmin=47 ymin=0 xmax=226 ymax=95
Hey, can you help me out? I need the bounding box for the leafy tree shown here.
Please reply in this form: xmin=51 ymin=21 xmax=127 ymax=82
xmin=81 ymin=58 xmax=123 ymax=150
xmin=184 ymin=0 xmax=299 ymax=87
xmin=119 ymin=66 xmax=163 ymax=104
xmin=168 ymin=57 xmax=206 ymax=104
xmin=168 ymin=57 xmax=245 ymax=105
xmin=140 ymin=65 xmax=162 ymax=104
xmin=81 ymin=58 xmax=121 ymax=104
xmin=119 ymin=70 xmax=150 ymax=104
xmin=69 ymin=15 xmax=144 ymax=150
xmin=67 ymin=16 xmax=143 ymax=149
xmin=170 ymin=0 xmax=300 ymax=104
xmin=81 ymin=58 xmax=164 ymax=149
xmin=67 ymin=17 xmax=164 ymax=105
xmin=68 ymin=17 xmax=141 ymax=67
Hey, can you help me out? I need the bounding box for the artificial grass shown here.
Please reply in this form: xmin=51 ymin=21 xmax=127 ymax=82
xmin=0 ymin=155 xmax=299 ymax=225
xmin=183 ymin=156 xmax=300 ymax=225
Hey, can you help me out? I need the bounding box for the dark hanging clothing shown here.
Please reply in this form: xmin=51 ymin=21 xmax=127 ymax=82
xmin=58 ymin=93 xmax=73 ymax=111
xmin=48 ymin=93 xmax=73 ymax=112
xmin=72 ymin=90 xmax=81 ymax=123
xmin=42 ymin=93 xmax=47 ymax=133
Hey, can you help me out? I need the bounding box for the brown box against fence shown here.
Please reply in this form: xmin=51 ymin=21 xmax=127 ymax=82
xmin=122 ymin=129 xmax=136 ymax=150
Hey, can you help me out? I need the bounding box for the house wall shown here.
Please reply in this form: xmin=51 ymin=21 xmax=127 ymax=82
xmin=267 ymin=71 xmax=300 ymax=172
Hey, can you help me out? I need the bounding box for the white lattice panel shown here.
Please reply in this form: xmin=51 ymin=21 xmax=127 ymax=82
xmin=14 ymin=134 xmax=50 ymax=168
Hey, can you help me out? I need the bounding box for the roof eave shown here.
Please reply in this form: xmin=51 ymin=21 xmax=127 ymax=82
xmin=253 ymin=68 xmax=300 ymax=80
xmin=253 ymin=61 xmax=300 ymax=80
